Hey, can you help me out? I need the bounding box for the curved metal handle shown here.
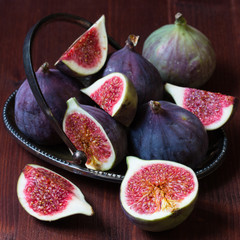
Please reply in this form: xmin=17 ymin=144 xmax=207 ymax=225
xmin=22 ymin=13 xmax=121 ymax=165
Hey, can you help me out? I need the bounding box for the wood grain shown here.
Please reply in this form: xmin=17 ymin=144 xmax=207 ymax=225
xmin=0 ymin=0 xmax=240 ymax=239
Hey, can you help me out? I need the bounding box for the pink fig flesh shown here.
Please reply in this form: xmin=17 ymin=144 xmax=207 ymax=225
xmin=23 ymin=165 xmax=74 ymax=215
xmin=165 ymin=83 xmax=238 ymax=130
xmin=55 ymin=15 xmax=108 ymax=77
xmin=65 ymin=112 xmax=112 ymax=164
xmin=120 ymin=157 xmax=198 ymax=232
xmin=89 ymin=76 xmax=124 ymax=115
xmin=81 ymin=72 xmax=138 ymax=126
xmin=183 ymin=88 xmax=236 ymax=127
xmin=63 ymin=98 xmax=127 ymax=171
xmin=17 ymin=164 xmax=94 ymax=221
xmin=60 ymin=27 xmax=102 ymax=69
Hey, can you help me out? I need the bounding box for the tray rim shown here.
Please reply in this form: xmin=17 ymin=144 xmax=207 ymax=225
xmin=3 ymin=90 xmax=228 ymax=183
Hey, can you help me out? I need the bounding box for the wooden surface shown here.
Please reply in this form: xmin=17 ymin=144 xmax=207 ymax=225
xmin=1 ymin=0 xmax=240 ymax=239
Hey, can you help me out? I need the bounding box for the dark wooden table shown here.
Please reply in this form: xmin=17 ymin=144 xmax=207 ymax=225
xmin=1 ymin=0 xmax=240 ymax=239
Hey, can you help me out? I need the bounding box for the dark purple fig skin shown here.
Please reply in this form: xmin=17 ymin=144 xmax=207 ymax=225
xmin=103 ymin=35 xmax=164 ymax=105
xmin=14 ymin=63 xmax=92 ymax=145
xmin=76 ymin=104 xmax=128 ymax=166
xmin=128 ymin=101 xmax=209 ymax=169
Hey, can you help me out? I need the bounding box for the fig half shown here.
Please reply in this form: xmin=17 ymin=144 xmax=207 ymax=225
xmin=63 ymin=97 xmax=127 ymax=171
xmin=120 ymin=156 xmax=198 ymax=232
xmin=81 ymin=72 xmax=138 ymax=127
xmin=55 ymin=15 xmax=108 ymax=77
xmin=17 ymin=164 xmax=94 ymax=221
xmin=165 ymin=83 xmax=238 ymax=130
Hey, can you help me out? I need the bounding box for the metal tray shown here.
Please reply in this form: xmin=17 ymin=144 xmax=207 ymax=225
xmin=3 ymin=90 xmax=228 ymax=183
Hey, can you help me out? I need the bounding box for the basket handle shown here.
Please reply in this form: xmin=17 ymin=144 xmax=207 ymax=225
xmin=23 ymin=13 xmax=121 ymax=165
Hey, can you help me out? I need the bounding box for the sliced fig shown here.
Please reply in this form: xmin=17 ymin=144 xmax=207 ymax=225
xmin=128 ymin=100 xmax=208 ymax=170
xmin=55 ymin=15 xmax=108 ymax=77
xmin=63 ymin=97 xmax=127 ymax=171
xmin=103 ymin=34 xmax=164 ymax=105
xmin=17 ymin=164 xmax=94 ymax=221
xmin=81 ymin=72 xmax=138 ymax=127
xmin=120 ymin=156 xmax=198 ymax=232
xmin=14 ymin=62 xmax=89 ymax=145
xmin=165 ymin=83 xmax=238 ymax=130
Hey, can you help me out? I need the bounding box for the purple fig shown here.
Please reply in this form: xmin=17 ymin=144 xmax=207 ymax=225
xmin=142 ymin=13 xmax=216 ymax=87
xmin=14 ymin=62 xmax=90 ymax=145
xmin=103 ymin=34 xmax=164 ymax=105
xmin=128 ymin=100 xmax=209 ymax=169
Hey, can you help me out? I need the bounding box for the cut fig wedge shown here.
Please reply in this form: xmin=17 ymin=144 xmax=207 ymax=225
xmin=63 ymin=97 xmax=127 ymax=171
xmin=120 ymin=156 xmax=198 ymax=232
xmin=55 ymin=15 xmax=108 ymax=77
xmin=165 ymin=83 xmax=238 ymax=130
xmin=17 ymin=164 xmax=94 ymax=221
xmin=81 ymin=72 xmax=138 ymax=126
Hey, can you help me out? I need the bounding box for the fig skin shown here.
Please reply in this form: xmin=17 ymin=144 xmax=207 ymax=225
xmin=103 ymin=35 xmax=164 ymax=105
xmin=14 ymin=63 xmax=91 ymax=145
xmin=142 ymin=13 xmax=216 ymax=88
xmin=124 ymin=202 xmax=196 ymax=232
xmin=128 ymin=101 xmax=209 ymax=169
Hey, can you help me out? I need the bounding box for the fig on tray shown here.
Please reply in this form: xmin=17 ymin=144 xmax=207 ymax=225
xmin=128 ymin=100 xmax=208 ymax=170
xmin=103 ymin=34 xmax=164 ymax=105
xmin=81 ymin=72 xmax=138 ymax=127
xmin=55 ymin=15 xmax=108 ymax=78
xmin=120 ymin=156 xmax=199 ymax=232
xmin=165 ymin=83 xmax=238 ymax=130
xmin=17 ymin=164 xmax=94 ymax=221
xmin=63 ymin=97 xmax=127 ymax=171
xmin=14 ymin=62 xmax=89 ymax=145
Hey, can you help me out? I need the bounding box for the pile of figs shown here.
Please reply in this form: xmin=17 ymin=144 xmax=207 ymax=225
xmin=15 ymin=13 xmax=238 ymax=231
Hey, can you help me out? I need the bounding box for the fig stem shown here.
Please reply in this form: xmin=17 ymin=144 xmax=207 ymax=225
xmin=175 ymin=13 xmax=187 ymax=25
xmin=150 ymin=100 xmax=164 ymax=114
xmin=40 ymin=62 xmax=49 ymax=73
xmin=126 ymin=34 xmax=139 ymax=49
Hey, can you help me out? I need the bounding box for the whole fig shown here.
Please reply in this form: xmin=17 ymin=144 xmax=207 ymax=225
xmin=128 ymin=100 xmax=209 ymax=169
xmin=142 ymin=13 xmax=216 ymax=88
xmin=14 ymin=62 xmax=90 ymax=145
xmin=103 ymin=34 xmax=164 ymax=105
